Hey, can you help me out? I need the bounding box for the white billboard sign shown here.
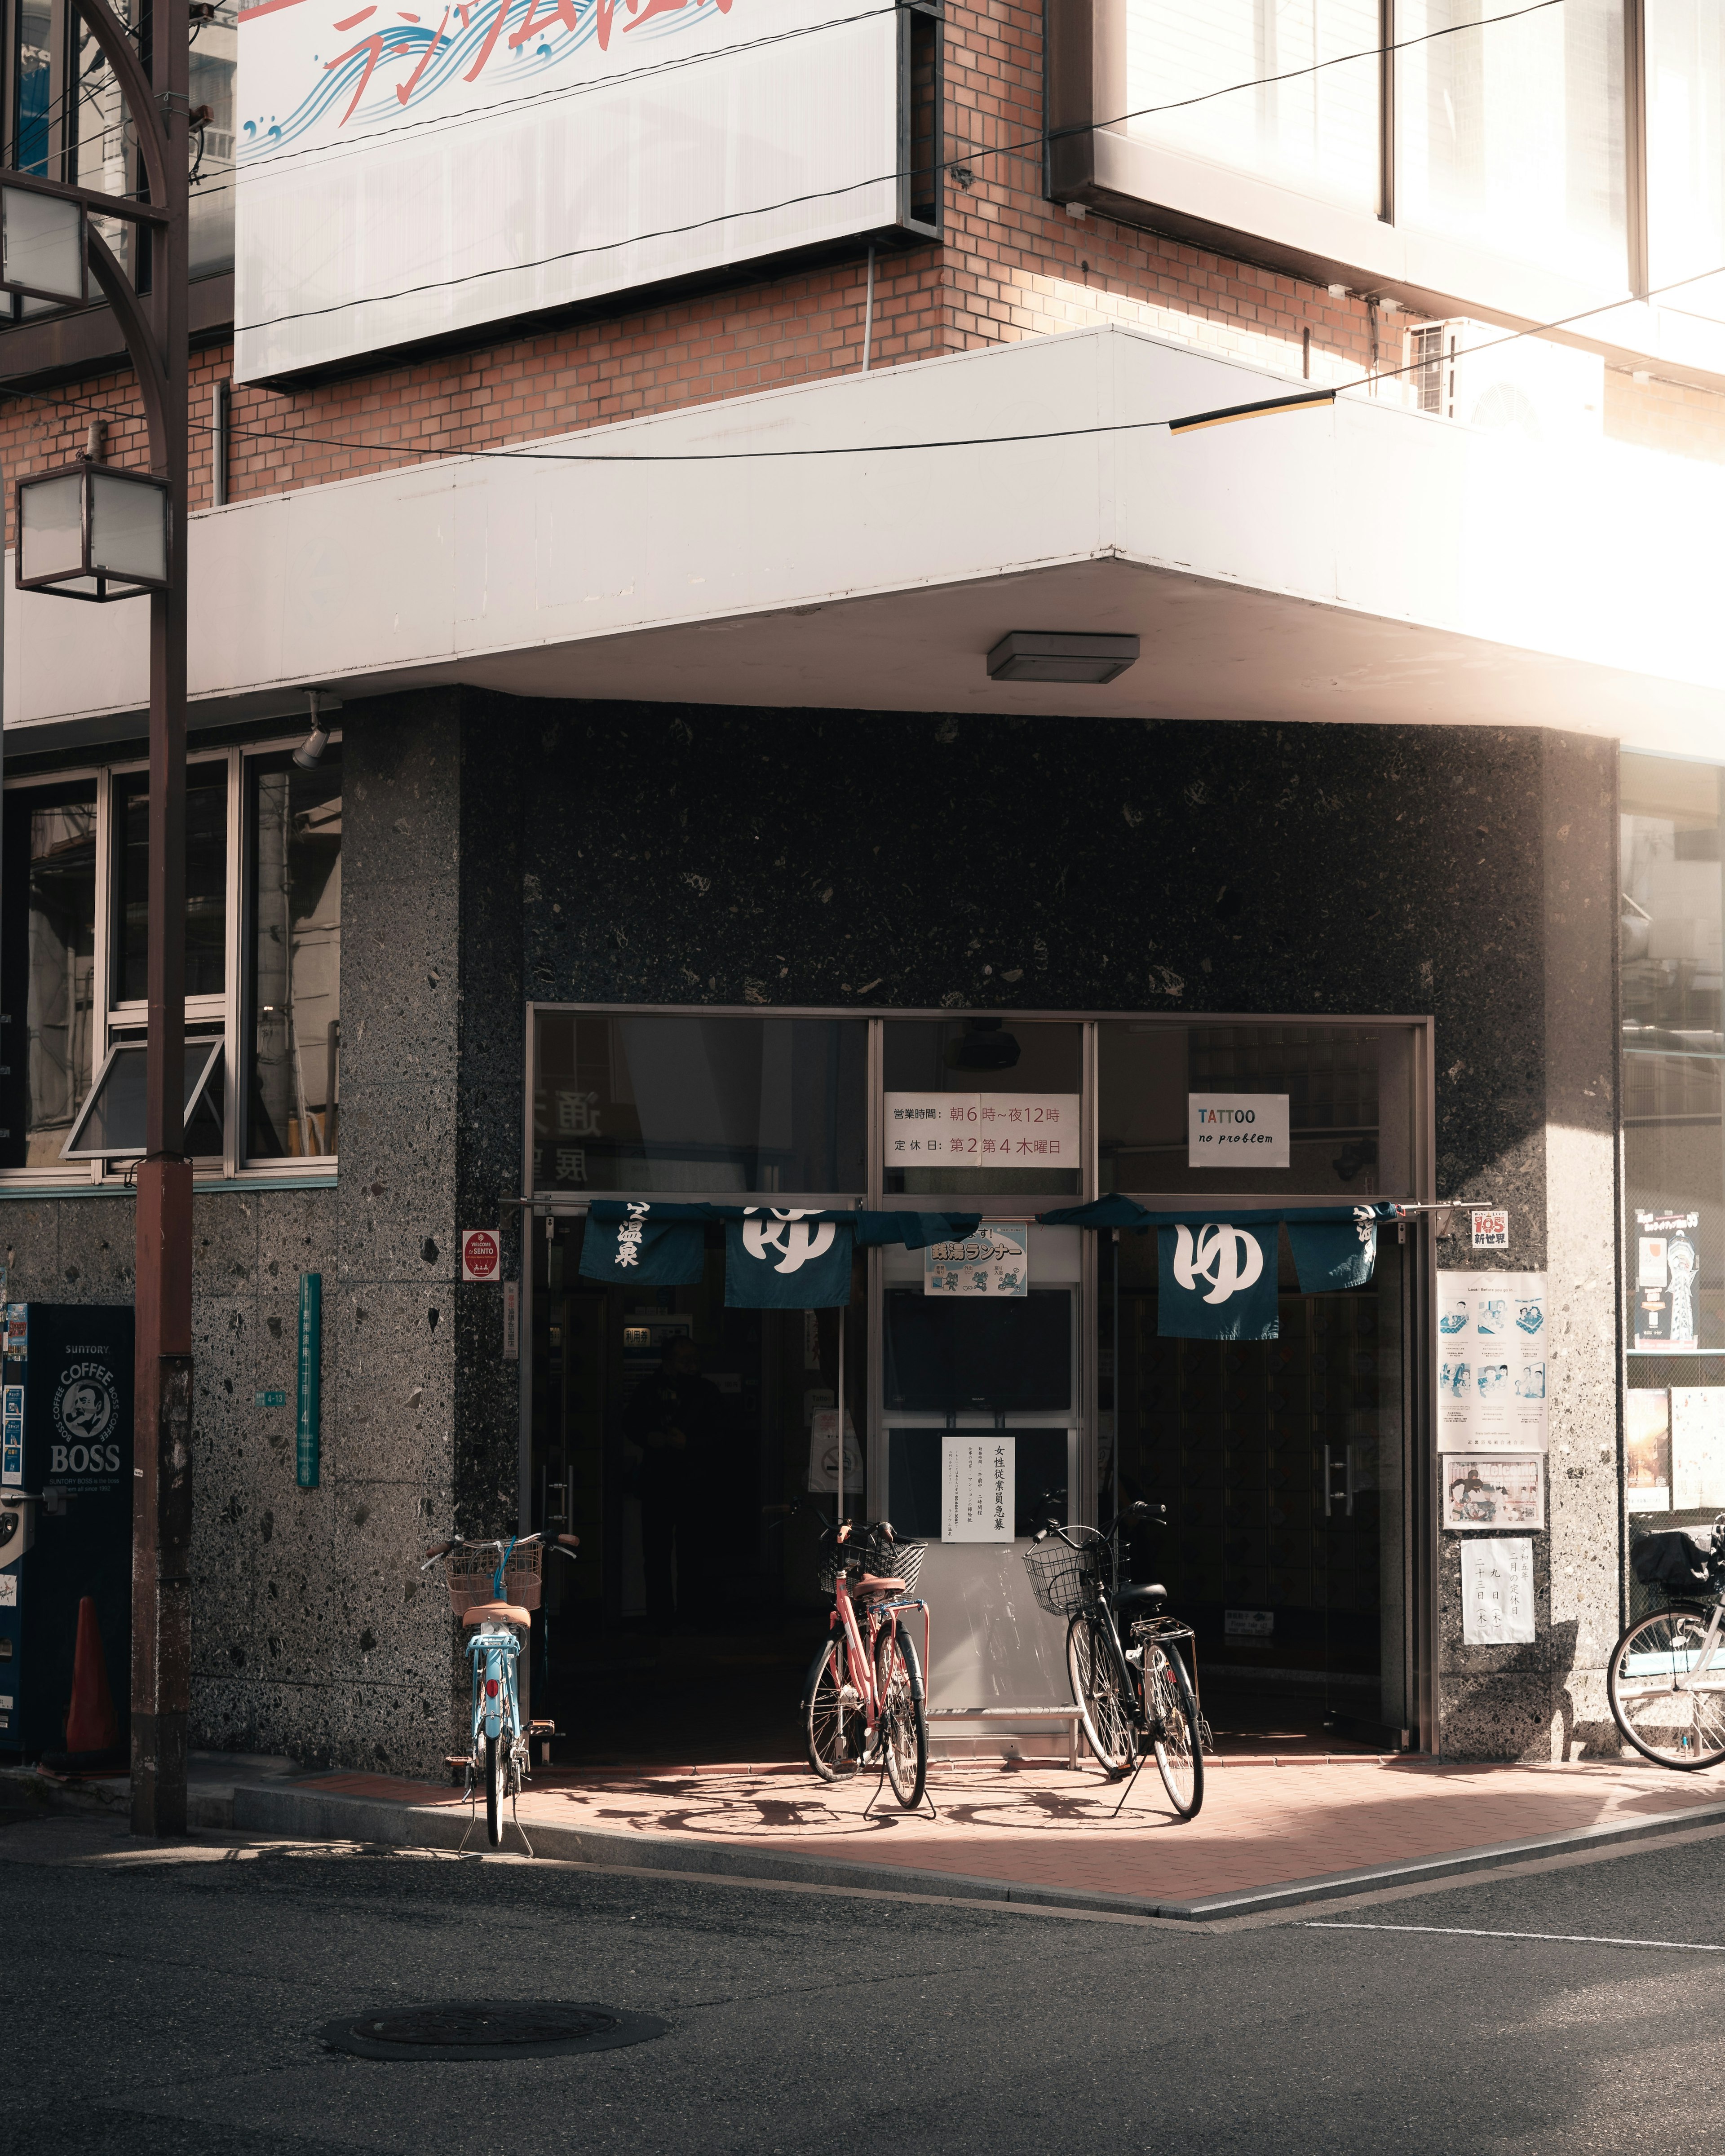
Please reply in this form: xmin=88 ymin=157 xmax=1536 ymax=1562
xmin=235 ymin=0 xmax=902 ymax=380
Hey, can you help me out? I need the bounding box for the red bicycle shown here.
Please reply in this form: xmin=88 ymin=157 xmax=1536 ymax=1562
xmin=801 ymin=1514 xmax=929 ymax=1808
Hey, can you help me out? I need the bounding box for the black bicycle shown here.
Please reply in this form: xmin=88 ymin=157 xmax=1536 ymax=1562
xmin=1023 ymin=1502 xmax=1204 ymax=1819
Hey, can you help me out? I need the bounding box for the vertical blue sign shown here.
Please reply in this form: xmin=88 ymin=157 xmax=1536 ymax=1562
xmin=296 ymin=1273 xmax=322 ymax=1489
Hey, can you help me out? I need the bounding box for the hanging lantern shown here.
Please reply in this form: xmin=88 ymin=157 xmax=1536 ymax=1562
xmin=15 ymin=459 xmax=172 ymax=601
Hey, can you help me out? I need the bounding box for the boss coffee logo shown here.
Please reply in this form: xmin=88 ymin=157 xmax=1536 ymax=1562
xmin=49 ymin=1354 xmax=123 ymax=1481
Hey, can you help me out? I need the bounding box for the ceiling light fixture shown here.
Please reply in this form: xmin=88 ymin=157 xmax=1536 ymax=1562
xmin=986 ymin=631 xmax=1139 ymax=685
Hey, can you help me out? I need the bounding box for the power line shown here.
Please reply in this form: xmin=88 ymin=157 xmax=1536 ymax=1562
xmin=18 ymin=252 xmax=1708 ymax=477
xmin=189 ymin=0 xmax=1572 ymax=337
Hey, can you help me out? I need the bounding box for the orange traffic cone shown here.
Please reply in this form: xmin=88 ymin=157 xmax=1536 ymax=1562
xmin=42 ymin=1595 xmax=125 ymax=1776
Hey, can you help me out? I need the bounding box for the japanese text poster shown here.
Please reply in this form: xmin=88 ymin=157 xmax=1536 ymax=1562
xmin=1460 ymin=1538 xmax=1535 ymax=1644
xmin=1634 ymin=1210 xmax=1702 ymax=1351
xmin=885 ymin=1094 xmax=1079 ymax=1173
xmin=942 ymin=1435 xmax=1015 ymax=1542
xmin=1437 ymin=1270 xmax=1548 ymax=1452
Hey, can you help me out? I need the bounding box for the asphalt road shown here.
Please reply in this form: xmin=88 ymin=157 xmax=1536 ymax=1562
xmin=8 ymin=1809 xmax=1725 ymax=2156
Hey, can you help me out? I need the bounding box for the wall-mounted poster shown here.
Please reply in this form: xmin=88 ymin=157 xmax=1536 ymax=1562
xmin=1627 ymin=1388 xmax=1672 ymax=1511
xmin=924 ymin=1224 xmax=1029 ymax=1297
xmin=1436 ymin=1271 xmax=1548 ymax=1452
xmin=1672 ymin=1388 xmax=1725 ymax=1511
xmin=942 ymin=1435 xmax=1015 ymax=1543
xmin=1442 ymin=1454 xmax=1544 ymax=1532
xmin=1634 ymin=1210 xmax=1702 ymax=1350
xmin=886 ymin=1095 xmax=1079 ymax=1173
xmin=1460 ymin=1538 xmax=1535 ymax=1644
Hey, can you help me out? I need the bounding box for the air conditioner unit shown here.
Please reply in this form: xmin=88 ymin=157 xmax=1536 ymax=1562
xmin=1402 ymin=319 xmax=1603 ymax=442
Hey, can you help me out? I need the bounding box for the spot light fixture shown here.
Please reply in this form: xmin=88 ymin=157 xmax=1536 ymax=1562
xmin=293 ymin=687 xmax=342 ymax=769
xmin=986 ymin=631 xmax=1139 ymax=685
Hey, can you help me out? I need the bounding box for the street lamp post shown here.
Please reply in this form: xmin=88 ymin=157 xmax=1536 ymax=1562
xmin=5 ymin=0 xmax=193 ymax=1835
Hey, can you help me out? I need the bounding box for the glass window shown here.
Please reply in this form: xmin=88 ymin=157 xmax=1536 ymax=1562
xmin=1645 ymin=1 xmax=1725 ymax=318
xmin=0 ymin=781 xmax=98 ymax=1168
xmin=533 ymin=1014 xmax=867 ymax=1194
xmin=62 ymin=1035 xmax=224 ymax=1160
xmin=882 ymin=1018 xmax=1083 ymax=1196
xmin=14 ymin=0 xmax=52 ymax=177
xmin=114 ymin=761 xmax=229 ymax=1003
xmin=188 ymin=7 xmax=237 ymax=278
xmin=1099 ymin=1021 xmax=1411 ymax=1194
xmin=1620 ymin=752 xmax=1724 ymax=1364
xmin=1120 ymin=0 xmax=1382 ymax=215
xmin=246 ymin=750 xmax=341 ymax=1161
xmin=1396 ymin=0 xmax=1626 ymax=289
xmin=69 ymin=0 xmax=140 ymax=285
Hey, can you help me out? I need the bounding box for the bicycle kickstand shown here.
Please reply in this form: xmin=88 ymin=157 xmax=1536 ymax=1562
xmin=1109 ymin=1741 xmax=1151 ymax=1820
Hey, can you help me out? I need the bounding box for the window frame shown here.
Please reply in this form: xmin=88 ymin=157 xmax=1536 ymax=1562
xmin=0 ymin=726 xmax=341 ymax=1187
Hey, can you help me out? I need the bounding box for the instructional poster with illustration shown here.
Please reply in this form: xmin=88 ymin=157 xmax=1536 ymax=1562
xmin=1436 ymin=1270 xmax=1548 ymax=1452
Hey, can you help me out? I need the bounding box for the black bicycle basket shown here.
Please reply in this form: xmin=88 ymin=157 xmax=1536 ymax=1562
xmin=816 ymin=1524 xmax=924 ymax=1597
xmin=1022 ymin=1527 xmax=1110 ymax=1619
xmin=1631 ymin=1527 xmax=1721 ymax=1595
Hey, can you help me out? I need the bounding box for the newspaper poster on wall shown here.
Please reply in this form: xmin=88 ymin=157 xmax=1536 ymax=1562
xmin=1442 ymin=1454 xmax=1544 ymax=1532
xmin=1460 ymin=1537 xmax=1535 ymax=1643
xmin=1436 ymin=1271 xmax=1548 ymax=1451
xmin=942 ymin=1434 xmax=1015 ymax=1542
xmin=1634 ymin=1210 xmax=1702 ymax=1351
xmin=924 ymin=1224 xmax=1029 ymax=1297
xmin=1672 ymin=1388 xmax=1725 ymax=1511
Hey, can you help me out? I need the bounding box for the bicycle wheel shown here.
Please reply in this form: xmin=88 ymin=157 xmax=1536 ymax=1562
xmin=1067 ymin=1611 xmax=1134 ymax=1777
xmin=1608 ymin=1605 xmax=1725 ymax=1771
xmin=484 ymin=1730 xmax=505 ymax=1845
xmin=804 ymin=1636 xmax=862 ymax=1780
xmin=1146 ymin=1640 xmax=1204 ymax=1820
xmin=875 ymin=1621 xmax=928 ymax=1810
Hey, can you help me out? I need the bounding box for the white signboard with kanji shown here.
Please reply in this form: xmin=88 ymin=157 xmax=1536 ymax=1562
xmin=942 ymin=1435 xmax=1015 ymax=1543
xmin=885 ymin=1095 xmax=1079 ymax=1173
xmin=1460 ymin=1537 xmax=1535 ymax=1644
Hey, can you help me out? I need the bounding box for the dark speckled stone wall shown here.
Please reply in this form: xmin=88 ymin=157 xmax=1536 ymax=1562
xmin=0 ymin=692 xmax=1622 ymax=1771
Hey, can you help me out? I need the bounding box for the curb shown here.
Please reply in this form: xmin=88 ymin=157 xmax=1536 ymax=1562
xmin=227 ymin=1781 xmax=1725 ymax=1923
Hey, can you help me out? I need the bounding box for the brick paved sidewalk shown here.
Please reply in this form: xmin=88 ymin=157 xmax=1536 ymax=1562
xmin=295 ymin=1752 xmax=1725 ymax=1909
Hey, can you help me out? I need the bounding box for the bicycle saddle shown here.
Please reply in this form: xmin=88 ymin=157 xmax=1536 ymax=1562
xmin=463 ymin=1600 xmax=531 ymax=1628
xmin=1112 ymin=1582 xmax=1168 ymax=1620
xmin=855 ymin=1575 xmax=907 ymax=1595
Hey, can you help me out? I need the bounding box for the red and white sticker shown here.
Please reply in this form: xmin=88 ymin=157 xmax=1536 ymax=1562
xmin=1470 ymin=1209 xmax=1509 ymax=1250
xmin=461 ymin=1228 xmax=501 ymax=1282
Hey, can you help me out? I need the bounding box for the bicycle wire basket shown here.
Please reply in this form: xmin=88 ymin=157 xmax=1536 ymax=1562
xmin=441 ymin=1542 xmax=543 ymax=1617
xmin=1022 ymin=1526 xmax=1110 ymax=1619
xmin=816 ymin=1529 xmax=925 ymax=1598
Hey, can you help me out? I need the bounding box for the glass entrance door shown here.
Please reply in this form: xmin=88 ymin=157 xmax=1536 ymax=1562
xmin=1104 ymin=1228 xmax=1411 ymax=1753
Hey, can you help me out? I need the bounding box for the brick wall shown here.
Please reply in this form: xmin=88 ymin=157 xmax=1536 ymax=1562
xmin=0 ymin=0 xmax=1423 ymax=543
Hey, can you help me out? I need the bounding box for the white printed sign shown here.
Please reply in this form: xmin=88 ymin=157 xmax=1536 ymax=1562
xmin=1471 ymin=1209 xmax=1509 ymax=1250
xmin=1436 ymin=1270 xmax=1548 ymax=1452
xmin=1460 ymin=1538 xmax=1535 ymax=1643
xmin=1188 ymin=1094 xmax=1289 ymax=1170
xmin=1672 ymin=1389 xmax=1725 ymax=1511
xmin=924 ymin=1224 xmax=1028 ymax=1297
xmin=885 ymin=1095 xmax=1079 ymax=1173
xmin=806 ymin=1408 xmax=861 ymax=1494
xmin=0 ymin=1573 xmax=16 ymax=1607
xmin=942 ymin=1435 xmax=1014 ymax=1542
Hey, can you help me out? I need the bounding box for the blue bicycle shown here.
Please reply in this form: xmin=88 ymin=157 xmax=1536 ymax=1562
xmin=423 ymin=1529 xmax=578 ymax=1846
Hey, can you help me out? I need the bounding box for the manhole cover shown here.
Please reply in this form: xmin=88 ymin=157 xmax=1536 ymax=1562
xmin=319 ymin=2001 xmax=669 ymax=2062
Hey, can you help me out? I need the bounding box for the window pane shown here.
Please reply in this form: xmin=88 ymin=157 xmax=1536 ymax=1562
xmin=532 ymin=1014 xmax=867 ymax=1193
xmin=14 ymin=0 xmax=52 ymax=178
xmin=883 ymin=1019 xmax=1082 ymax=1195
xmin=1122 ymin=0 xmax=1381 ymax=215
xmin=0 ymin=782 xmax=98 ymax=1168
xmin=1645 ymin=1 xmax=1725 ymax=321
xmin=246 ymin=751 xmax=341 ymax=1160
xmin=1397 ymin=0 xmax=1625 ymax=288
xmin=69 ymin=0 xmax=140 ymax=285
xmin=1099 ymin=1021 xmax=1408 ymax=1194
xmin=1621 ymin=752 xmax=1725 ymax=1366
xmin=188 ymin=7 xmax=236 ymax=278
xmin=115 ymin=762 xmax=229 ymax=1003
xmin=62 ymin=1037 xmax=225 ymax=1159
